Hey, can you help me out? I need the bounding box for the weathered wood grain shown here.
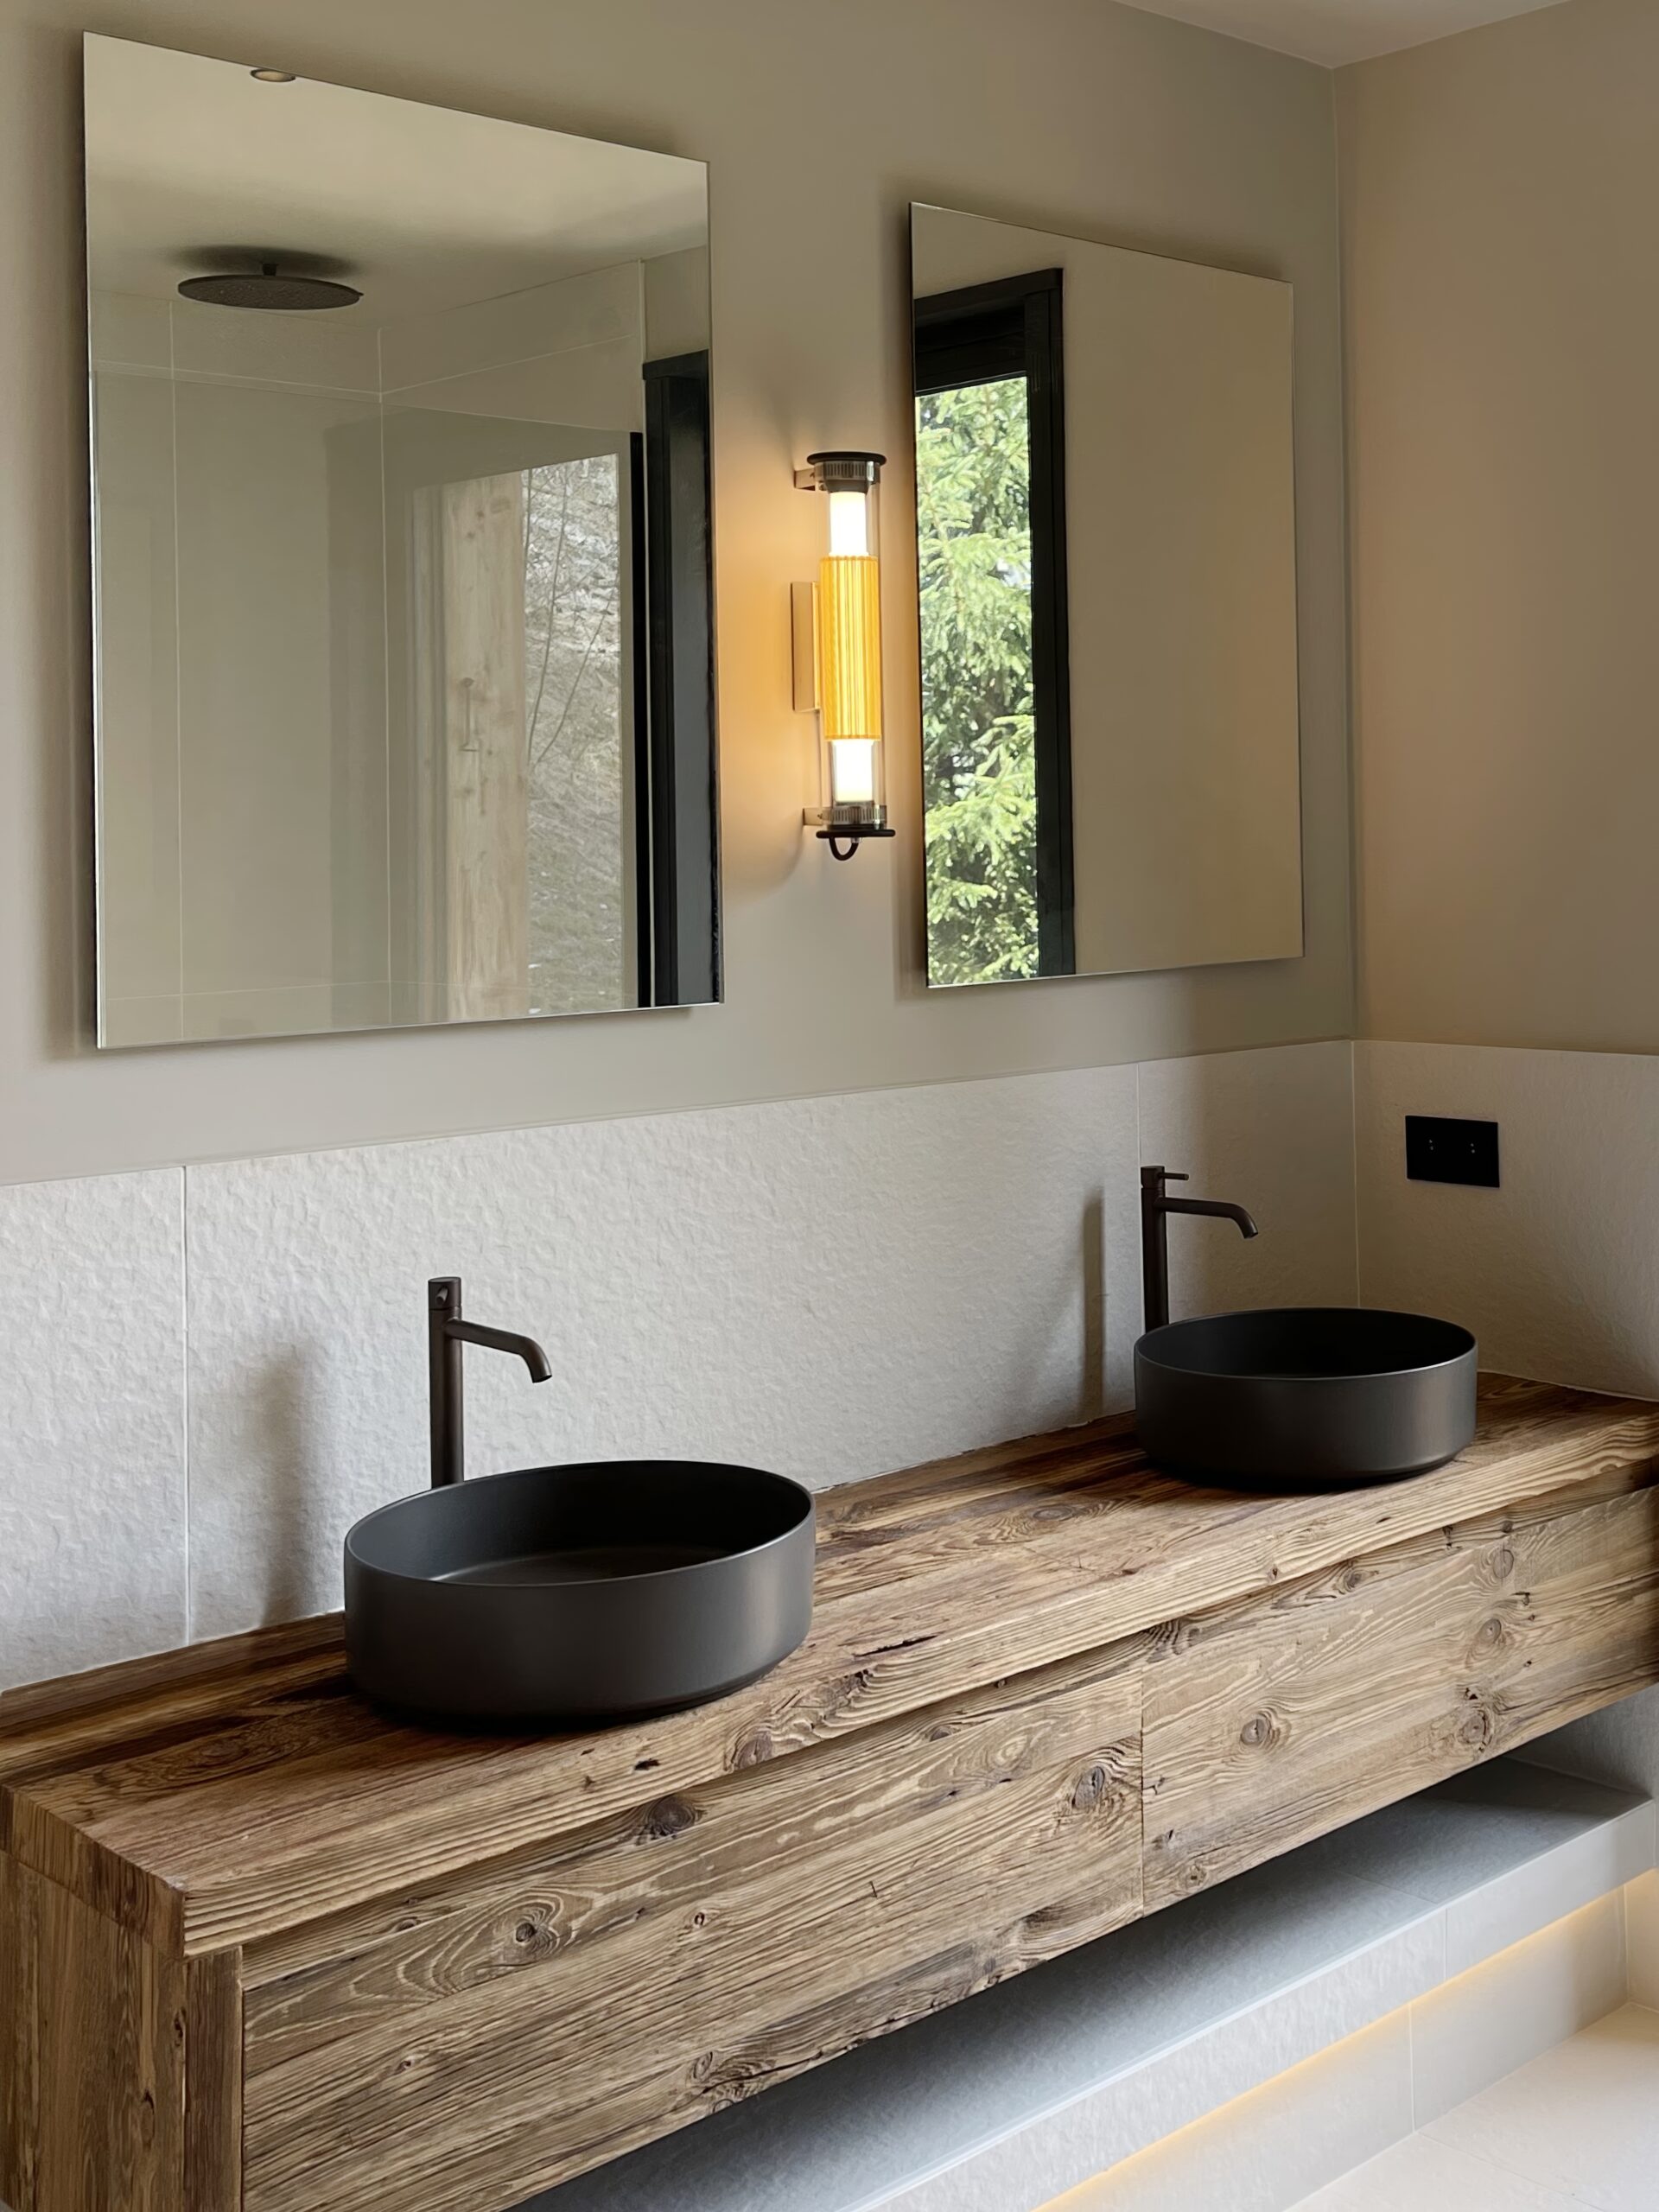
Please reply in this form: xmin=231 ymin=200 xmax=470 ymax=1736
xmin=241 ymin=1647 xmax=1143 ymax=2212
xmin=0 ymin=1848 xmax=33 ymax=2212
xmin=263 ymin=1886 xmax=1137 ymax=2212
xmin=6 ymin=1377 xmax=1655 ymax=1959
xmin=5 ymin=1377 xmax=1659 ymax=2212
xmin=1143 ymin=1480 xmax=1659 ymax=1907
xmin=240 ymin=1637 xmax=1144 ymax=2059
xmin=0 ymin=1860 xmax=186 ymax=2212
xmin=183 ymin=1951 xmax=242 ymax=2212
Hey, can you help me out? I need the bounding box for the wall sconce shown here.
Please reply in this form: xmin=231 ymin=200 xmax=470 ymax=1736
xmin=791 ymin=451 xmax=894 ymax=860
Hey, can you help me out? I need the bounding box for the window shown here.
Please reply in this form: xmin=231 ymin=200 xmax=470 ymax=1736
xmin=913 ymin=269 xmax=1072 ymax=985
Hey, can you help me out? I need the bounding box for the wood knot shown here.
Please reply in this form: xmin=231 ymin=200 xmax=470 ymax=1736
xmin=1459 ymin=1699 xmax=1496 ymax=1749
xmin=733 ymin=1728 xmax=773 ymax=1769
xmin=138 ymin=2090 xmax=156 ymax=2147
xmin=1240 ymin=1712 xmax=1274 ymax=1748
xmin=1071 ymin=1764 xmax=1109 ymax=1810
xmin=1478 ymin=1616 xmax=1504 ymax=1646
xmin=514 ymin=1916 xmax=544 ymax=1946
xmin=641 ymin=1794 xmax=700 ymax=1841
xmin=1488 ymin=1546 xmax=1516 ymax=1581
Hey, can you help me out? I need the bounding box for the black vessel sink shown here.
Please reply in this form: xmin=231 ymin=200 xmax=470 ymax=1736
xmin=345 ymin=1459 xmax=816 ymax=1722
xmin=1135 ymin=1307 xmax=1478 ymax=1491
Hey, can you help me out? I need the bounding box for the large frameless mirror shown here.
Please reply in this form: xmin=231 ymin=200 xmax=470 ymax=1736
xmin=86 ymin=35 xmax=716 ymax=1046
xmin=910 ymin=203 xmax=1304 ymax=989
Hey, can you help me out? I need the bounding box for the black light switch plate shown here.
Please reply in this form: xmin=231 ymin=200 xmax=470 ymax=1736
xmin=1405 ymin=1115 xmax=1500 ymax=1188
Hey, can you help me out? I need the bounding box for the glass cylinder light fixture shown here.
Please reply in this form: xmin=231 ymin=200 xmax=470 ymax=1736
xmin=792 ymin=450 xmax=893 ymax=859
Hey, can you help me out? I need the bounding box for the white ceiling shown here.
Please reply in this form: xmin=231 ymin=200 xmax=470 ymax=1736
xmin=84 ymin=35 xmax=706 ymax=322
xmin=1121 ymin=0 xmax=1571 ymax=67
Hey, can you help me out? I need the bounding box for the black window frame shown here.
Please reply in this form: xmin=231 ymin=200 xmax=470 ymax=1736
xmin=913 ymin=267 xmax=1075 ymax=977
xmin=635 ymin=348 xmax=719 ymax=1009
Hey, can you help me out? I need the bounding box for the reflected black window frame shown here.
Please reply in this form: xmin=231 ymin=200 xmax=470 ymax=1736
xmin=913 ymin=267 xmax=1074 ymax=977
xmin=638 ymin=347 xmax=719 ymax=1010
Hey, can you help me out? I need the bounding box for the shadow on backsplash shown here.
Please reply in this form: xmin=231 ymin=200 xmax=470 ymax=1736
xmin=245 ymin=1347 xmax=329 ymax=1626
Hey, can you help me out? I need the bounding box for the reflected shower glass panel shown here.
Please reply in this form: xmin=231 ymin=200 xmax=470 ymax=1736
xmin=86 ymin=34 xmax=715 ymax=1046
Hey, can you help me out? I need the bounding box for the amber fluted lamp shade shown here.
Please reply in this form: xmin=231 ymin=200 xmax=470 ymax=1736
xmin=816 ymin=552 xmax=883 ymax=741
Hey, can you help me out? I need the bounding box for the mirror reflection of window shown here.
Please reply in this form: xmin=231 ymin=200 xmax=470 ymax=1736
xmin=410 ymin=452 xmax=631 ymax=1026
xmin=913 ymin=270 xmax=1073 ymax=988
xmin=916 ymin=374 xmax=1038 ymax=984
xmin=910 ymin=204 xmax=1304 ymax=993
xmin=524 ymin=456 xmax=626 ymax=1015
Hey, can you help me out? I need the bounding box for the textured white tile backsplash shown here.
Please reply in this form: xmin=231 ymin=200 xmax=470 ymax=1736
xmin=0 ymin=1169 xmax=188 ymax=1683
xmin=184 ymin=1066 xmax=1146 ymax=1640
xmin=0 ymin=1043 xmax=1357 ymax=1685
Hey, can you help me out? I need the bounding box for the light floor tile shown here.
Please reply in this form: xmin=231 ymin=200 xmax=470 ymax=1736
xmin=1424 ymin=2004 xmax=1659 ymax=2212
xmin=1408 ymin=1894 xmax=1627 ymax=2126
xmin=1292 ymin=2132 xmax=1580 ymax=2211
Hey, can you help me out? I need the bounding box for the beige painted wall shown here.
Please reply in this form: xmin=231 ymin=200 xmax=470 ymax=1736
xmin=0 ymin=0 xmax=1351 ymax=1185
xmin=1341 ymin=0 xmax=1659 ymax=1052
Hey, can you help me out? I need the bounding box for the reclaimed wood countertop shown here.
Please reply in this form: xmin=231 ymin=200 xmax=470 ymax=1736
xmin=3 ymin=1374 xmax=1658 ymax=1966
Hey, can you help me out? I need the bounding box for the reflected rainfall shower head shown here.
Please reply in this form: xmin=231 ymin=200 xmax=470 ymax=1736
xmin=177 ymin=261 xmax=362 ymax=311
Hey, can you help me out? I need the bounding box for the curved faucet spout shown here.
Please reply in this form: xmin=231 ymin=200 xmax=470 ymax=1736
xmin=427 ymin=1277 xmax=551 ymax=1487
xmin=1163 ymin=1196 xmax=1259 ymax=1240
xmin=1139 ymin=1167 xmax=1261 ymax=1337
xmin=440 ymin=1317 xmax=553 ymax=1384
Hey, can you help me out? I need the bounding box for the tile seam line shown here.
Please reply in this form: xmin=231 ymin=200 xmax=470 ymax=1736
xmin=181 ymin=1163 xmax=191 ymax=1644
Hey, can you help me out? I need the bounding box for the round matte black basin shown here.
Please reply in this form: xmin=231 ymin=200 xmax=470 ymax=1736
xmin=345 ymin=1459 xmax=815 ymax=1722
xmin=1135 ymin=1308 xmax=1478 ymax=1491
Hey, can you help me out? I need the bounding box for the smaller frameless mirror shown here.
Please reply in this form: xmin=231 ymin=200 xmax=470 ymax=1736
xmin=910 ymin=203 xmax=1304 ymax=989
xmin=86 ymin=35 xmax=717 ymax=1046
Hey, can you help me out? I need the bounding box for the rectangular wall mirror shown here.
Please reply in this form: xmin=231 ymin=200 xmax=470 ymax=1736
xmin=86 ymin=36 xmax=716 ymax=1046
xmin=910 ymin=203 xmax=1303 ymax=989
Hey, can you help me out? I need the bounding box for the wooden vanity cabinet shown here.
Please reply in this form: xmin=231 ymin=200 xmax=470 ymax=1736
xmin=4 ymin=1376 xmax=1658 ymax=2212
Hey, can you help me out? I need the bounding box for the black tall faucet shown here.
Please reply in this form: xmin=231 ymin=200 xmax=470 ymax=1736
xmin=428 ymin=1277 xmax=552 ymax=1489
xmin=1140 ymin=1166 xmax=1259 ymax=1336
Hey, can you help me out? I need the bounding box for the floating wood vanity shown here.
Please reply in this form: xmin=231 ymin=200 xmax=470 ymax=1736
xmin=4 ymin=1375 xmax=1659 ymax=2212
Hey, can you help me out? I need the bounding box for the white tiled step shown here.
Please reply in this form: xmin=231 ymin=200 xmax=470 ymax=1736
xmin=529 ymin=1760 xmax=1654 ymax=2212
xmin=1292 ymin=2003 xmax=1659 ymax=2211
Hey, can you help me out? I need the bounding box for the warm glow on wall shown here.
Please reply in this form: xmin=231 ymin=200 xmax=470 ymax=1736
xmin=792 ymin=451 xmax=893 ymax=859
